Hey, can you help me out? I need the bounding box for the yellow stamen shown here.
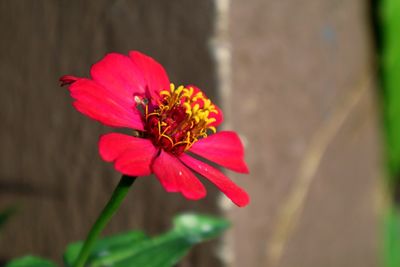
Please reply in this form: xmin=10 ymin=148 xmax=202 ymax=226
xmin=175 ymin=85 xmax=184 ymax=95
xmin=160 ymin=90 xmax=170 ymax=97
xmin=145 ymin=83 xmax=219 ymax=154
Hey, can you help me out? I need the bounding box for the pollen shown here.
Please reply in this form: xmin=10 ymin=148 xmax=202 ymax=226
xmin=143 ymin=83 xmax=218 ymax=155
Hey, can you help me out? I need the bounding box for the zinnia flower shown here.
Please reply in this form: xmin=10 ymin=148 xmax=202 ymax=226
xmin=60 ymin=51 xmax=249 ymax=207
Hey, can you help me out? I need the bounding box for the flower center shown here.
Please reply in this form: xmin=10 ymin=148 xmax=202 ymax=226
xmin=141 ymin=83 xmax=218 ymax=155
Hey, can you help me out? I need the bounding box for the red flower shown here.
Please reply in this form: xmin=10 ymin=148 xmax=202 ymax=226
xmin=60 ymin=51 xmax=249 ymax=207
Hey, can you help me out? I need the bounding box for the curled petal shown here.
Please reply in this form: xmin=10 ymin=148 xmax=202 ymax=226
xmin=129 ymin=51 xmax=170 ymax=103
xmin=60 ymin=75 xmax=79 ymax=86
xmin=189 ymin=131 xmax=249 ymax=173
xmin=99 ymin=133 xmax=158 ymax=176
xmin=152 ymin=150 xmax=206 ymax=200
xmin=68 ymin=79 xmax=144 ymax=130
xmin=180 ymin=154 xmax=249 ymax=207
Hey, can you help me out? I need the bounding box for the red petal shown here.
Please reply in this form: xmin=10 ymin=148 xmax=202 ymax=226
xmin=98 ymin=133 xmax=158 ymax=176
xmin=180 ymin=154 xmax=249 ymax=207
xmin=189 ymin=131 xmax=249 ymax=173
xmin=209 ymin=104 xmax=224 ymax=127
xmin=129 ymin=51 xmax=170 ymax=103
xmin=99 ymin=133 xmax=143 ymax=161
xmin=152 ymin=150 xmax=206 ymax=200
xmin=69 ymin=78 xmax=144 ymax=130
xmin=90 ymin=53 xmax=147 ymax=101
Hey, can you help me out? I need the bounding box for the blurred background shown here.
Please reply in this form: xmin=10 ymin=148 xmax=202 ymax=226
xmin=1 ymin=0 xmax=399 ymax=266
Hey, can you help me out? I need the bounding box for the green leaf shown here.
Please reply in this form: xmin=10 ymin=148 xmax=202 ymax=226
xmin=384 ymin=207 xmax=400 ymax=267
xmin=381 ymin=0 xmax=400 ymax=184
xmin=5 ymin=256 xmax=57 ymax=267
xmin=172 ymin=213 xmax=230 ymax=244
xmin=88 ymin=232 xmax=190 ymax=267
xmin=64 ymin=213 xmax=229 ymax=267
xmin=64 ymin=230 xmax=148 ymax=267
xmin=379 ymin=1 xmax=400 ymax=266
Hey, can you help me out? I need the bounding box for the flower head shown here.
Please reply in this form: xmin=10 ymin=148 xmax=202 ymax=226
xmin=60 ymin=51 xmax=249 ymax=206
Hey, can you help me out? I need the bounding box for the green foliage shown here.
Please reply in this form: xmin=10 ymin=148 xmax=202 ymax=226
xmin=6 ymin=213 xmax=228 ymax=267
xmin=5 ymin=256 xmax=57 ymax=267
xmin=384 ymin=208 xmax=400 ymax=267
xmin=63 ymin=213 xmax=229 ymax=267
xmin=381 ymin=0 xmax=400 ymax=184
xmin=64 ymin=230 xmax=148 ymax=266
xmin=380 ymin=1 xmax=400 ymax=267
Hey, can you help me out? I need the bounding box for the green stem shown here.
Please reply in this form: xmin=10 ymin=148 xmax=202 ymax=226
xmin=73 ymin=175 xmax=136 ymax=267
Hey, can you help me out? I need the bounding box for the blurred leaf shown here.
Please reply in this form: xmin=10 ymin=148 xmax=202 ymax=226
xmin=0 ymin=206 xmax=17 ymax=231
xmin=384 ymin=208 xmax=400 ymax=267
xmin=380 ymin=0 xmax=400 ymax=266
xmin=64 ymin=213 xmax=229 ymax=267
xmin=172 ymin=213 xmax=230 ymax=244
xmin=64 ymin=230 xmax=148 ymax=266
xmin=5 ymin=256 xmax=57 ymax=267
xmin=381 ymin=0 xmax=400 ymax=184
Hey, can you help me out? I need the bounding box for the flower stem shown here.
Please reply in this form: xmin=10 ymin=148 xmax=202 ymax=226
xmin=73 ymin=175 xmax=136 ymax=267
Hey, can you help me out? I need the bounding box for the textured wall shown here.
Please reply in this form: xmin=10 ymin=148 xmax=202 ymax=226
xmin=0 ymin=1 xmax=222 ymax=266
xmin=226 ymin=0 xmax=380 ymax=266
